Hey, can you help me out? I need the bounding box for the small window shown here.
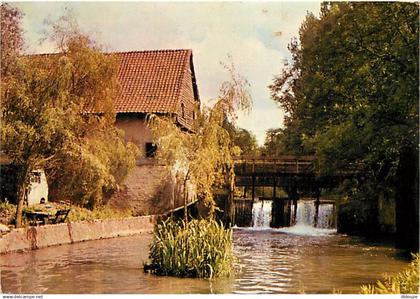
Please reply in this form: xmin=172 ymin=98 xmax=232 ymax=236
xmin=145 ymin=142 xmax=157 ymax=158
xmin=30 ymin=172 xmax=41 ymax=184
xmin=181 ymin=103 xmax=185 ymax=119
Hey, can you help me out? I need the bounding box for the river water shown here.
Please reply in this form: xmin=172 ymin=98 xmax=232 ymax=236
xmin=0 ymin=229 xmax=409 ymax=294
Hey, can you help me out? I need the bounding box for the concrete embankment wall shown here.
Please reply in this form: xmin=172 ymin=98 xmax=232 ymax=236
xmin=0 ymin=215 xmax=157 ymax=254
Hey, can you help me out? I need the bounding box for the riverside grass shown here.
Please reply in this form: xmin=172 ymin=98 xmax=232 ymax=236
xmin=360 ymin=253 xmax=419 ymax=294
xmin=146 ymin=218 xmax=235 ymax=278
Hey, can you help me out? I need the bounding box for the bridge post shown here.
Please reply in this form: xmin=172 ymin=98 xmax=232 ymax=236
xmin=293 ymin=182 xmax=299 ymax=225
xmin=272 ymin=178 xmax=277 ymax=200
xmin=287 ymin=183 xmax=299 ymax=225
xmin=251 ymin=175 xmax=256 ymax=201
xmin=293 ymin=198 xmax=298 ymax=224
xmin=313 ymin=187 xmax=320 ymax=227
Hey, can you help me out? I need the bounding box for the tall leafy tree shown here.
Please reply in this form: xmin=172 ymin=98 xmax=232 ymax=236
xmin=223 ymin=119 xmax=259 ymax=156
xmin=0 ymin=3 xmax=23 ymax=77
xmin=261 ymin=121 xmax=311 ymax=156
xmin=270 ymin=2 xmax=418 ymax=249
xmin=1 ymin=6 xmax=138 ymax=226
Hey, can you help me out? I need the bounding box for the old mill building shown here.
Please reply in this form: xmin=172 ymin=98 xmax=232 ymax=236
xmin=107 ymin=49 xmax=200 ymax=215
xmin=0 ymin=49 xmax=200 ymax=213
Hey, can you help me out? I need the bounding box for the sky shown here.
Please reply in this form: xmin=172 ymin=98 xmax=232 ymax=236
xmin=14 ymin=1 xmax=322 ymax=145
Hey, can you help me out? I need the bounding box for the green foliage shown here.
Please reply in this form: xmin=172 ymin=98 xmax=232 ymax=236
xmin=360 ymin=254 xmax=419 ymax=294
xmin=1 ymin=8 xmax=139 ymax=225
xmin=67 ymin=205 xmax=132 ymax=222
xmin=147 ymin=218 xmax=236 ymax=278
xmin=19 ymin=203 xmax=131 ymax=222
xmin=0 ymin=3 xmax=23 ymax=77
xmin=51 ymin=126 xmax=139 ymax=208
xmin=261 ymin=125 xmax=311 ymax=156
xmin=269 ymin=3 xmax=419 ymax=247
xmin=223 ymin=119 xmax=259 ymax=156
xmin=148 ymin=63 xmax=252 ymax=217
xmin=270 ymin=2 xmax=418 ymax=175
xmin=0 ymin=200 xmax=16 ymax=225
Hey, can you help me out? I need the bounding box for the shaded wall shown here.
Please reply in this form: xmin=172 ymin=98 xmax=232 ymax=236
xmin=116 ymin=114 xmax=153 ymax=160
xmin=108 ymin=164 xmax=184 ymax=215
xmin=110 ymin=115 xmax=179 ymax=215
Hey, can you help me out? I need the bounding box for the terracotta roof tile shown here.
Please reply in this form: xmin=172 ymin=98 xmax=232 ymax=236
xmin=28 ymin=49 xmax=199 ymax=127
xmin=114 ymin=49 xmax=194 ymax=114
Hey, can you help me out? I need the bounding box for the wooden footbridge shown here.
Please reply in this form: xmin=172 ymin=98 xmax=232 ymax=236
xmin=230 ymin=155 xmax=355 ymax=227
xmin=233 ymin=155 xmax=319 ymax=200
xmin=233 ymin=155 xmax=355 ymax=197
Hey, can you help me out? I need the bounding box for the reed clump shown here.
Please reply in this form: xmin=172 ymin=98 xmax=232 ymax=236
xmin=360 ymin=253 xmax=419 ymax=294
xmin=145 ymin=218 xmax=235 ymax=278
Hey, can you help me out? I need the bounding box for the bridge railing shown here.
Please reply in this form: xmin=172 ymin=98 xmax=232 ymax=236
xmin=233 ymin=155 xmax=316 ymax=175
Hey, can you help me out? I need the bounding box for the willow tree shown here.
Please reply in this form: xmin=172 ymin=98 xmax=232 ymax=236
xmin=1 ymin=3 xmax=23 ymax=77
xmin=148 ymin=64 xmax=251 ymax=221
xmin=1 ymin=7 xmax=138 ymax=226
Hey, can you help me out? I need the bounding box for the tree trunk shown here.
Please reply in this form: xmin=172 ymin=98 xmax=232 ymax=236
xmin=15 ymin=179 xmax=28 ymax=228
xmin=15 ymin=165 xmax=30 ymax=228
xmin=394 ymin=146 xmax=419 ymax=251
xmin=226 ymin=182 xmax=235 ymax=227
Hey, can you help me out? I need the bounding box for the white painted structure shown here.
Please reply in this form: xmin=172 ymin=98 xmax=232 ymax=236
xmin=27 ymin=169 xmax=48 ymax=206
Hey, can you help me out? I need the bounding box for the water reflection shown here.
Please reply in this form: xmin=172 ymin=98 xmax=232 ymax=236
xmin=0 ymin=230 xmax=409 ymax=294
xmin=233 ymin=229 xmax=408 ymax=294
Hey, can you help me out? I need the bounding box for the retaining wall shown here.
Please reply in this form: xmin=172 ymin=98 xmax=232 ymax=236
xmin=0 ymin=215 xmax=157 ymax=254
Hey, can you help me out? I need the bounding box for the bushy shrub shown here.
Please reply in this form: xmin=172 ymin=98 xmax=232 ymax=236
xmin=23 ymin=203 xmax=131 ymax=222
xmin=0 ymin=200 xmax=16 ymax=225
xmin=67 ymin=205 xmax=132 ymax=222
xmin=360 ymin=254 xmax=419 ymax=294
xmin=146 ymin=218 xmax=236 ymax=278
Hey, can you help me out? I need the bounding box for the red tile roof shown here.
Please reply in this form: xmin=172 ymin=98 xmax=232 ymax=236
xmin=114 ymin=49 xmax=199 ymax=114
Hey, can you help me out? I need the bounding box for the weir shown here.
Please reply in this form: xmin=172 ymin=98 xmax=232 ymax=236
xmin=294 ymin=200 xmax=334 ymax=229
xmin=235 ymin=198 xmax=335 ymax=229
xmin=231 ymin=155 xmax=343 ymax=230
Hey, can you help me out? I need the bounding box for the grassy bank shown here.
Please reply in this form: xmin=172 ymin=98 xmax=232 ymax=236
xmin=360 ymin=254 xmax=419 ymax=294
xmin=0 ymin=201 xmax=132 ymax=226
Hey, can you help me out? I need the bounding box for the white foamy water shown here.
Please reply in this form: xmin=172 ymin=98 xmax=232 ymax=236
xmin=317 ymin=203 xmax=334 ymax=228
xmin=294 ymin=200 xmax=335 ymax=229
xmin=252 ymin=199 xmax=272 ymax=228
xmin=295 ymin=200 xmax=315 ymax=226
xmin=284 ymin=200 xmax=336 ymax=236
xmin=277 ymin=224 xmax=336 ymax=236
xmin=248 ymin=198 xmax=336 ymax=236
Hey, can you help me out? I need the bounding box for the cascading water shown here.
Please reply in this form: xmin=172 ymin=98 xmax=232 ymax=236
xmin=280 ymin=200 xmax=336 ymax=236
xmin=252 ymin=199 xmax=272 ymax=228
xmin=295 ymin=201 xmax=334 ymax=228
xmin=295 ymin=200 xmax=315 ymax=226
xmin=246 ymin=198 xmax=335 ymax=235
xmin=317 ymin=203 xmax=334 ymax=228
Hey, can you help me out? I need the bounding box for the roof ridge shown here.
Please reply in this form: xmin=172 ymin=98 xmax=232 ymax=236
xmin=110 ymin=49 xmax=192 ymax=55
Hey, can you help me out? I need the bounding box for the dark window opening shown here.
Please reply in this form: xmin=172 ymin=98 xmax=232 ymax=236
xmin=30 ymin=172 xmax=41 ymax=184
xmin=145 ymin=142 xmax=157 ymax=158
